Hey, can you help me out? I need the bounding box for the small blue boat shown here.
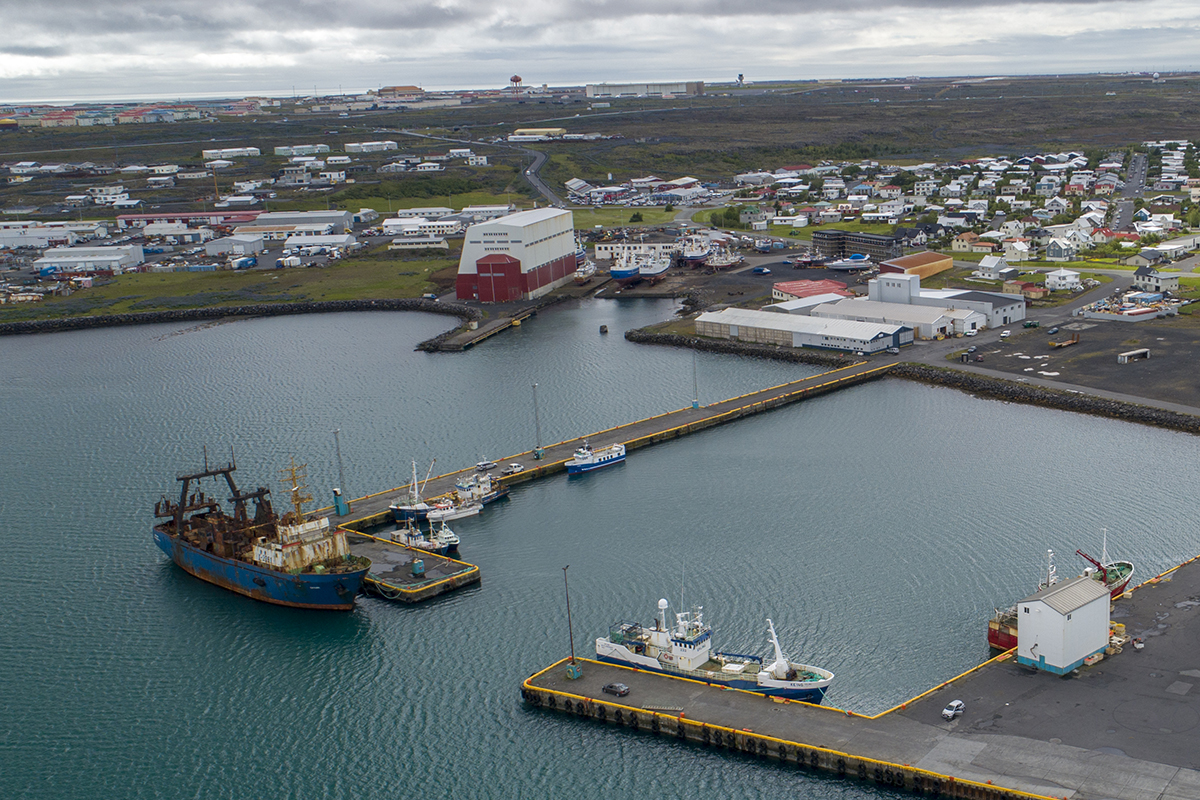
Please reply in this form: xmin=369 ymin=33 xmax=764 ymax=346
xmin=565 ymin=440 xmax=626 ymax=474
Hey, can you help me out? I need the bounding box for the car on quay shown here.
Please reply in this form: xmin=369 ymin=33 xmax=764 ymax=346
xmin=602 ymin=682 xmax=630 ymax=697
xmin=942 ymin=700 xmax=965 ymax=720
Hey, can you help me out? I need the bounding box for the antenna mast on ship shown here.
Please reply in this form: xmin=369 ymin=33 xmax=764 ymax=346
xmin=280 ymin=457 xmax=312 ymax=522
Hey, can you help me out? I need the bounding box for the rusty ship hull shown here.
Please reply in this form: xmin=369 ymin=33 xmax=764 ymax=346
xmin=153 ymin=525 xmax=366 ymax=610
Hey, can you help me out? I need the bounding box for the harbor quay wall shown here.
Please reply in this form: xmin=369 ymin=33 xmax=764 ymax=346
xmin=521 ymin=661 xmax=1050 ymax=800
xmin=0 ymin=298 xmax=480 ymax=338
xmin=361 ymin=563 xmax=480 ymax=603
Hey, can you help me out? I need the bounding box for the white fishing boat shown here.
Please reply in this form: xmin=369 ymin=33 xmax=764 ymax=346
xmin=679 ymin=234 xmax=712 ymax=267
xmin=565 ymin=440 xmax=625 ymax=474
xmin=638 ymin=253 xmax=671 ymax=284
xmin=706 ymin=244 xmax=743 ymax=269
xmin=574 ymin=260 xmax=597 ymax=284
xmin=595 ymin=599 xmax=834 ymax=703
xmin=426 ymin=499 xmax=483 ymax=522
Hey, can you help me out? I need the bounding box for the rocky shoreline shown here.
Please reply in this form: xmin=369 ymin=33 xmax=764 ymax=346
xmin=626 ymin=330 xmax=1200 ymax=435
xmin=0 ymin=298 xmax=480 ymax=339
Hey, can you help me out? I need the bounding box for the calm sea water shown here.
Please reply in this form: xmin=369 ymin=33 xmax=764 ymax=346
xmin=2 ymin=298 xmax=1199 ymax=799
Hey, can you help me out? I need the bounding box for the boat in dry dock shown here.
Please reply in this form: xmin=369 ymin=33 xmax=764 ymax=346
xmin=574 ymin=260 xmax=597 ymax=284
xmin=595 ymin=599 xmax=834 ymax=703
xmin=152 ymin=456 xmax=370 ymax=610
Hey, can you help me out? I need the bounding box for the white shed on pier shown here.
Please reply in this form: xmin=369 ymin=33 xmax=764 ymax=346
xmin=1016 ymin=575 xmax=1109 ymax=675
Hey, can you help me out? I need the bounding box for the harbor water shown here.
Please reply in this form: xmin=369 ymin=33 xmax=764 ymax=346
xmin=2 ymin=297 xmax=1199 ymax=799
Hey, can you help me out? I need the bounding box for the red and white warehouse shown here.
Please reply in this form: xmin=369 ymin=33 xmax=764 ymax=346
xmin=455 ymin=209 xmax=575 ymax=302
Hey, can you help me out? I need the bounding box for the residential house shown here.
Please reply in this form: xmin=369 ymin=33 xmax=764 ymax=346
xmin=951 ymin=232 xmax=980 ymax=252
xmin=1045 ymin=268 xmax=1081 ymax=290
xmin=1045 ymin=238 xmax=1077 ymax=261
xmin=1133 ymin=265 xmax=1181 ymax=292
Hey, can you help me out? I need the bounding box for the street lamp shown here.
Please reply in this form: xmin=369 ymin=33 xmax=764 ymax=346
xmin=563 ymin=565 xmax=582 ymax=679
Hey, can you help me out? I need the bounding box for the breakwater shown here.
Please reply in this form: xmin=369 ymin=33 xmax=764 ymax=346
xmin=624 ymin=329 xmax=858 ymax=369
xmin=0 ymin=298 xmax=479 ymax=338
xmin=891 ymin=364 xmax=1200 ymax=435
xmin=626 ymin=329 xmax=1200 ymax=436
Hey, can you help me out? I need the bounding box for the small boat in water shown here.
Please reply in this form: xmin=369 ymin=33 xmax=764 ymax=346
xmin=389 ymin=460 xmax=435 ymax=522
xmin=426 ymin=499 xmax=483 ymax=522
xmin=455 ymin=472 xmax=510 ymax=506
xmin=1077 ymin=530 xmax=1134 ymax=597
xmin=595 ymin=598 xmax=834 ymax=703
xmin=391 ymin=518 xmax=460 ymax=554
xmin=565 ymin=439 xmax=625 ymax=474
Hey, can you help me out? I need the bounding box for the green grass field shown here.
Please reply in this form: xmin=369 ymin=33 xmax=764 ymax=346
xmin=0 ymin=256 xmax=457 ymax=322
xmin=571 ymin=206 xmax=680 ymax=229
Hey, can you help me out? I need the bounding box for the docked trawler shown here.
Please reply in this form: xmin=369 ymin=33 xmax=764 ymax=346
xmin=595 ymin=599 xmax=834 ymax=703
xmin=153 ymin=456 xmax=370 ymax=610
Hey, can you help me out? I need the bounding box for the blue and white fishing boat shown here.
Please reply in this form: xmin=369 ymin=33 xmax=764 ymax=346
xmin=565 ymin=440 xmax=625 ymax=474
xmin=609 ymin=253 xmax=641 ymax=285
xmin=595 ymin=599 xmax=834 ymax=703
xmin=389 ymin=460 xmax=434 ymax=522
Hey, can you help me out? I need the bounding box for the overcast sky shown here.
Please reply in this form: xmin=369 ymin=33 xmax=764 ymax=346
xmin=3 ymin=0 xmax=1200 ymax=103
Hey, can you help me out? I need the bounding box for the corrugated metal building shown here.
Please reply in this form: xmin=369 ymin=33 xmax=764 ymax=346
xmin=695 ymin=308 xmax=911 ymax=352
xmin=455 ymin=209 xmax=576 ymax=302
xmin=1016 ymin=576 xmax=1110 ymax=675
xmin=811 ymin=297 xmax=985 ymax=339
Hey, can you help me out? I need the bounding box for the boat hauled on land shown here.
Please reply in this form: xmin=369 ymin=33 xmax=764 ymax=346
xmin=152 ymin=455 xmax=370 ymax=610
xmin=595 ymin=599 xmax=834 ymax=703
xmin=565 ymin=439 xmax=626 ymax=474
xmin=574 ymin=260 xmax=597 ymax=284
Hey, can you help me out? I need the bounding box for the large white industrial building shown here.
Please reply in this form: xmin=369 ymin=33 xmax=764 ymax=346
xmin=695 ymin=307 xmax=912 ymax=353
xmin=869 ymin=273 xmax=1026 ymax=329
xmin=1016 ymin=576 xmax=1110 ymax=675
xmin=252 ymin=210 xmax=353 ymax=233
xmin=455 ymin=209 xmax=576 ymax=302
xmin=34 ymin=244 xmax=144 ymax=275
xmin=586 ymin=82 xmax=704 ymax=98
xmin=812 ymin=297 xmax=984 ymax=340
xmin=200 ymin=147 xmax=260 ymax=159
xmin=344 ymin=141 xmax=398 ymax=153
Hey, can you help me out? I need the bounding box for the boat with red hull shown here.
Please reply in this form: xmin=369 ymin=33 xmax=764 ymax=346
xmin=988 ymin=540 xmax=1134 ymax=651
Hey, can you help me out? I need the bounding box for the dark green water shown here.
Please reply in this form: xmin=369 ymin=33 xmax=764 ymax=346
xmin=2 ymin=298 xmax=1198 ymax=799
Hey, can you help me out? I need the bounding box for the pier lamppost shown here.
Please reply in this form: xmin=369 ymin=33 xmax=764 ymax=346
xmin=532 ymin=383 xmax=545 ymax=460
xmin=563 ymin=565 xmax=582 ymax=679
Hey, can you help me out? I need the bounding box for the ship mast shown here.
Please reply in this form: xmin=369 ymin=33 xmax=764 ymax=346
xmin=279 ymin=457 xmax=312 ymax=523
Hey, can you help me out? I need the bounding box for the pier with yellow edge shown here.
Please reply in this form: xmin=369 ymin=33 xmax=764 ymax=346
xmin=330 ymin=360 xmax=894 ymax=528
xmin=522 ymin=554 xmax=1200 ymax=800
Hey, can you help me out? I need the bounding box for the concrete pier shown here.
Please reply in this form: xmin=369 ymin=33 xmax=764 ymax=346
xmin=329 ymin=360 xmax=892 ymax=529
xmin=521 ymin=556 xmax=1200 ymax=800
xmin=347 ymin=532 xmax=480 ymax=603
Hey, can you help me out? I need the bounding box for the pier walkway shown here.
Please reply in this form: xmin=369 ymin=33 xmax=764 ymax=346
xmin=522 ymin=556 xmax=1200 ymax=800
xmin=330 ymin=360 xmax=892 ymax=528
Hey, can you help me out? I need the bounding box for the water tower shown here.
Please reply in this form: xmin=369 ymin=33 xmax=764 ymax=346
xmin=510 ymin=75 xmax=523 ymax=95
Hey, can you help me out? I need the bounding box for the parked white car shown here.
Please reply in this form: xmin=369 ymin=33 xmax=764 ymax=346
xmin=941 ymin=700 xmax=965 ymax=720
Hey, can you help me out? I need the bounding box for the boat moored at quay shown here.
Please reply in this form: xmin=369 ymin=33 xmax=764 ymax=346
xmin=152 ymin=456 xmax=370 ymax=610
xmin=595 ymin=599 xmax=834 ymax=703
xmin=565 ymin=440 xmax=626 ymax=474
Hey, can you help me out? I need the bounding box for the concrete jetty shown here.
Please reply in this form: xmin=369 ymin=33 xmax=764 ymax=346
xmin=521 ymin=555 xmax=1200 ymax=800
xmin=328 ymin=360 xmax=893 ymax=528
